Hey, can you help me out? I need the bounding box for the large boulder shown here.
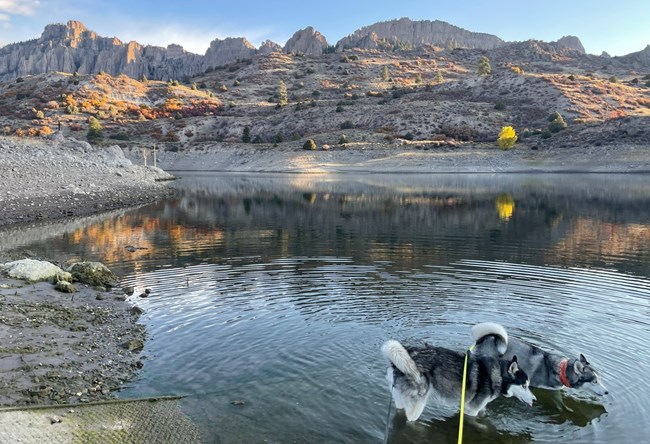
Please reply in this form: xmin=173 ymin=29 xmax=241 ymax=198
xmin=67 ymin=261 xmax=119 ymax=287
xmin=1 ymin=259 xmax=71 ymax=283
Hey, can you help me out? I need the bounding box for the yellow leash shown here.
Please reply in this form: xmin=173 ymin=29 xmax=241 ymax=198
xmin=457 ymin=342 xmax=476 ymax=444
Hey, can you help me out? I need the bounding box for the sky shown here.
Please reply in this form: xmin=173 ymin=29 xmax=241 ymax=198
xmin=0 ymin=0 xmax=648 ymax=56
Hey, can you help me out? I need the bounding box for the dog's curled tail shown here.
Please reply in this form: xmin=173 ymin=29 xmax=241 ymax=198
xmin=471 ymin=322 xmax=508 ymax=354
xmin=382 ymin=340 xmax=422 ymax=382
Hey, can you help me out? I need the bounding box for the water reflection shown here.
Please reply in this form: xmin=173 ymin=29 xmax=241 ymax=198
xmin=10 ymin=173 xmax=649 ymax=278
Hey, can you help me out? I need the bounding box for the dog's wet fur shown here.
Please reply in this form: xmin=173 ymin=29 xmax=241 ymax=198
xmin=382 ymin=328 xmax=535 ymax=421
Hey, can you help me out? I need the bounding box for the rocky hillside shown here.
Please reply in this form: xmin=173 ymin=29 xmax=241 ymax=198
xmin=0 ymin=38 xmax=647 ymax=152
xmin=0 ymin=18 xmax=625 ymax=83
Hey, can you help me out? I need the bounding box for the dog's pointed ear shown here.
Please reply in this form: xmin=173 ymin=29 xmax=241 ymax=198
xmin=579 ymin=353 xmax=589 ymax=364
xmin=508 ymin=355 xmax=518 ymax=375
xmin=574 ymin=359 xmax=585 ymax=375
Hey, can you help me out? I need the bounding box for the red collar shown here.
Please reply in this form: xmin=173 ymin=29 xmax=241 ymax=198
xmin=559 ymin=359 xmax=571 ymax=388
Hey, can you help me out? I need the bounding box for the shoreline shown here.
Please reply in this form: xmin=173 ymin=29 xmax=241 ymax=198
xmin=123 ymin=141 xmax=650 ymax=175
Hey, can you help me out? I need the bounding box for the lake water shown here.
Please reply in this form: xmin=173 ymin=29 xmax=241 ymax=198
xmin=4 ymin=173 xmax=650 ymax=443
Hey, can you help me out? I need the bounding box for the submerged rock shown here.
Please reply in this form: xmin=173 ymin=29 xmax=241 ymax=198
xmin=1 ymin=259 xmax=68 ymax=283
xmin=67 ymin=262 xmax=119 ymax=288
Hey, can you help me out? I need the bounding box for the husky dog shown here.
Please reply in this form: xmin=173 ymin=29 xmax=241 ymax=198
xmin=471 ymin=322 xmax=608 ymax=396
xmin=381 ymin=331 xmax=536 ymax=421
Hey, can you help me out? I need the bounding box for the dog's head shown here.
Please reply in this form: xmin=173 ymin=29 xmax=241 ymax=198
xmin=502 ymin=356 xmax=536 ymax=406
xmin=570 ymin=354 xmax=608 ymax=396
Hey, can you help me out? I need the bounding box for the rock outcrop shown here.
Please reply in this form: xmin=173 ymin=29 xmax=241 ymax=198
xmin=203 ymin=37 xmax=256 ymax=70
xmin=336 ymin=17 xmax=505 ymax=51
xmin=258 ymin=40 xmax=282 ymax=55
xmin=554 ymin=36 xmax=585 ymax=54
xmin=0 ymin=20 xmax=205 ymax=81
xmin=0 ymin=20 xmax=238 ymax=81
xmin=617 ymin=44 xmax=650 ymax=67
xmin=492 ymin=39 xmax=587 ymax=63
xmin=283 ymin=27 xmax=329 ymax=56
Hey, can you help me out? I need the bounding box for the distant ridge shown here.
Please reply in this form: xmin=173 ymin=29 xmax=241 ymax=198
xmin=1 ymin=17 xmax=647 ymax=81
xmin=336 ymin=17 xmax=505 ymax=51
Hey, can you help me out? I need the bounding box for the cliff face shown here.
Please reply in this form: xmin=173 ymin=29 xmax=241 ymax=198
xmin=0 ymin=20 xmax=240 ymax=81
xmin=283 ymin=27 xmax=329 ymax=56
xmin=203 ymin=37 xmax=256 ymax=70
xmin=335 ymin=17 xmax=505 ymax=51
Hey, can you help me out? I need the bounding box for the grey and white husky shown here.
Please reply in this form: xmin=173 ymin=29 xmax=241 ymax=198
xmin=381 ymin=330 xmax=536 ymax=421
xmin=472 ymin=322 xmax=608 ymax=396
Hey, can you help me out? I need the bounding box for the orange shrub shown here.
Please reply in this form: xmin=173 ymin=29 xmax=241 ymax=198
xmin=39 ymin=125 xmax=54 ymax=137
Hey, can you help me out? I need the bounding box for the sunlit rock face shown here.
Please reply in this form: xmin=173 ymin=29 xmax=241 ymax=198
xmin=283 ymin=27 xmax=329 ymax=56
xmin=336 ymin=17 xmax=505 ymax=51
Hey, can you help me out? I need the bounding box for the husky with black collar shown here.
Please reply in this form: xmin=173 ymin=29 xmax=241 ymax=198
xmin=381 ymin=328 xmax=536 ymax=422
xmin=471 ymin=322 xmax=608 ymax=396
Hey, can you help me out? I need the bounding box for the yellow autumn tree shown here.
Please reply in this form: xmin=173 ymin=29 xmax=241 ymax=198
xmin=497 ymin=126 xmax=518 ymax=150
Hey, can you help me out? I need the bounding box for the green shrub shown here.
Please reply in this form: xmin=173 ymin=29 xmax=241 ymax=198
xmin=494 ymin=102 xmax=506 ymax=111
xmin=568 ymin=74 xmax=576 ymax=81
xmin=340 ymin=120 xmax=354 ymax=130
xmin=242 ymin=125 xmax=251 ymax=143
xmin=336 ymin=105 xmax=344 ymax=113
xmin=541 ymin=131 xmax=552 ymax=139
xmin=548 ymin=112 xmax=568 ymax=133
xmin=219 ymin=84 xmax=228 ymax=92
xmin=87 ymin=117 xmax=103 ymax=142
xmin=110 ymin=132 xmax=130 ymax=141
xmin=233 ymin=79 xmax=241 ymax=87
xmin=339 ymin=135 xmax=349 ymax=144
xmin=303 ymin=139 xmax=317 ymax=150
xmin=609 ymin=76 xmax=619 ymax=83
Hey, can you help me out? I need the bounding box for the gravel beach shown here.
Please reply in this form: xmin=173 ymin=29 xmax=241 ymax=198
xmin=0 ymin=135 xmax=175 ymax=228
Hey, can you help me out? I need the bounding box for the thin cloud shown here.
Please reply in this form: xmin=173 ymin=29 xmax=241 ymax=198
xmin=0 ymin=0 xmax=41 ymax=16
xmin=110 ymin=22 xmax=281 ymax=54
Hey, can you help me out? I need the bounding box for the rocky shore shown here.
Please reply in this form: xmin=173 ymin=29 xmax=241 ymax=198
xmin=0 ymin=136 xmax=175 ymax=228
xmin=0 ymin=260 xmax=145 ymax=407
xmin=0 ymin=137 xmax=174 ymax=407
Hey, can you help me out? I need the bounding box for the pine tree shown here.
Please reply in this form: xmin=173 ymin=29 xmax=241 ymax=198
xmin=242 ymin=125 xmax=251 ymax=143
xmin=277 ymin=80 xmax=288 ymax=107
xmin=381 ymin=65 xmax=389 ymax=81
xmin=87 ymin=117 xmax=103 ymax=142
xmin=477 ymin=56 xmax=492 ymax=76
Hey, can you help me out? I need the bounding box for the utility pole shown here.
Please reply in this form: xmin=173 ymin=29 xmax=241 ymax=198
xmin=142 ymin=148 xmax=148 ymax=167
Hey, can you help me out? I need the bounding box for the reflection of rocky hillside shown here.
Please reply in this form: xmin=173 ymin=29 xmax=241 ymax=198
xmin=10 ymin=175 xmax=650 ymax=276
